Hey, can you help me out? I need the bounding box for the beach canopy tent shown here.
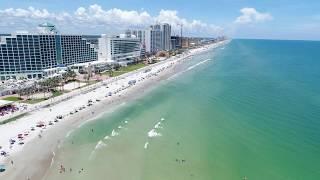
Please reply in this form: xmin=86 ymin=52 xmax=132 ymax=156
xmin=0 ymin=164 xmax=5 ymax=172
xmin=0 ymin=100 xmax=13 ymax=108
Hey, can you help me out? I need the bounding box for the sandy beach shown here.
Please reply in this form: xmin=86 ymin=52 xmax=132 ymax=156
xmin=0 ymin=40 xmax=229 ymax=180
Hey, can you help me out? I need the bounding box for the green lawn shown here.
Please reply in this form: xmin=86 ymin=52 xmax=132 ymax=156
xmin=105 ymin=63 xmax=147 ymax=77
xmin=110 ymin=71 xmax=127 ymax=77
xmin=23 ymin=98 xmax=47 ymax=104
xmin=2 ymin=96 xmax=23 ymax=101
xmin=119 ymin=63 xmax=146 ymax=72
xmin=52 ymin=91 xmax=64 ymax=97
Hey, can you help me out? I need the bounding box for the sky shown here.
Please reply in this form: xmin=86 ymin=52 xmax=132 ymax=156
xmin=0 ymin=0 xmax=320 ymax=40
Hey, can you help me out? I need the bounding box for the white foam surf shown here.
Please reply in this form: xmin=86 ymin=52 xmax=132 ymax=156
xmin=144 ymin=142 xmax=149 ymax=149
xmin=65 ymin=130 xmax=73 ymax=138
xmin=148 ymin=129 xmax=162 ymax=137
xmin=95 ymin=140 xmax=107 ymax=150
xmin=111 ymin=129 xmax=119 ymax=137
xmin=154 ymin=122 xmax=162 ymax=129
xmin=187 ymin=58 xmax=211 ymax=71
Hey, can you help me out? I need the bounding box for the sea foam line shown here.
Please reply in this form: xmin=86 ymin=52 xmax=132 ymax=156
xmin=168 ymin=58 xmax=212 ymax=80
xmin=65 ymin=130 xmax=74 ymax=138
xmin=95 ymin=140 xmax=107 ymax=150
xmin=187 ymin=58 xmax=211 ymax=70
xmin=89 ymin=150 xmax=95 ymax=161
xmin=89 ymin=140 xmax=107 ymax=160
xmin=50 ymin=151 xmax=55 ymax=167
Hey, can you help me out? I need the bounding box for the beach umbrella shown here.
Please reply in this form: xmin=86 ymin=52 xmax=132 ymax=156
xmin=36 ymin=121 xmax=45 ymax=127
xmin=37 ymin=121 xmax=45 ymax=125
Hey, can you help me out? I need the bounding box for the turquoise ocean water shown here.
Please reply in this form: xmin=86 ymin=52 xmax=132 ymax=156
xmin=44 ymin=40 xmax=320 ymax=180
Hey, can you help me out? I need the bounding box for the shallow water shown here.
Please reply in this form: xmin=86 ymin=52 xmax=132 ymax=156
xmin=44 ymin=40 xmax=320 ymax=180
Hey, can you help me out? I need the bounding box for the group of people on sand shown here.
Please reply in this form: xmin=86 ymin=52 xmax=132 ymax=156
xmin=175 ymin=142 xmax=187 ymax=164
xmin=0 ymin=104 xmax=20 ymax=117
xmin=59 ymin=164 xmax=84 ymax=174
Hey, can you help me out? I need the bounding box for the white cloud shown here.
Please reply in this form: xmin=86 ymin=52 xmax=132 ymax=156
xmin=234 ymin=8 xmax=273 ymax=24
xmin=156 ymin=10 xmax=223 ymax=36
xmin=0 ymin=7 xmax=53 ymax=19
xmin=0 ymin=4 xmax=223 ymax=37
xmin=73 ymin=4 xmax=153 ymax=26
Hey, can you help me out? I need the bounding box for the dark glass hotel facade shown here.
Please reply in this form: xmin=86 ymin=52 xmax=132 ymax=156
xmin=0 ymin=34 xmax=98 ymax=80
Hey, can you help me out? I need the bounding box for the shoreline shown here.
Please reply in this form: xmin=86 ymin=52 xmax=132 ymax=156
xmin=0 ymin=40 xmax=230 ymax=180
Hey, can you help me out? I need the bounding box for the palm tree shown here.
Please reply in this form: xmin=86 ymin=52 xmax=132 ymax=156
xmin=69 ymin=70 xmax=77 ymax=81
xmin=17 ymin=87 xmax=23 ymax=98
xmin=109 ymin=69 xmax=114 ymax=77
xmin=43 ymin=78 xmax=51 ymax=99
xmin=62 ymin=72 xmax=68 ymax=84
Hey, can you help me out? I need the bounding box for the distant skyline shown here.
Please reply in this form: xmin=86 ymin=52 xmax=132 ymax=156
xmin=0 ymin=0 xmax=320 ymax=40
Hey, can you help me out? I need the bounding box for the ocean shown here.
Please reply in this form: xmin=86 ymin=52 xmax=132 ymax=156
xmin=44 ymin=39 xmax=320 ymax=180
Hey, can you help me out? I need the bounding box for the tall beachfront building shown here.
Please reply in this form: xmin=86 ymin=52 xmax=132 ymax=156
xmin=125 ymin=30 xmax=146 ymax=45
xmin=125 ymin=30 xmax=146 ymax=57
xmin=162 ymin=23 xmax=171 ymax=51
xmin=0 ymin=23 xmax=98 ymax=80
xmin=125 ymin=23 xmax=172 ymax=54
xmin=98 ymin=34 xmax=141 ymax=64
xmin=147 ymin=23 xmax=172 ymax=53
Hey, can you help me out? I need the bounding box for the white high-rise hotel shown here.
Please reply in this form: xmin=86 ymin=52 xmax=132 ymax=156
xmin=126 ymin=23 xmax=172 ymax=54
xmin=98 ymin=34 xmax=141 ymax=64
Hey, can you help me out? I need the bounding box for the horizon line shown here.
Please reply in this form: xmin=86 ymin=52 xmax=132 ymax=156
xmin=232 ymin=37 xmax=320 ymax=42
